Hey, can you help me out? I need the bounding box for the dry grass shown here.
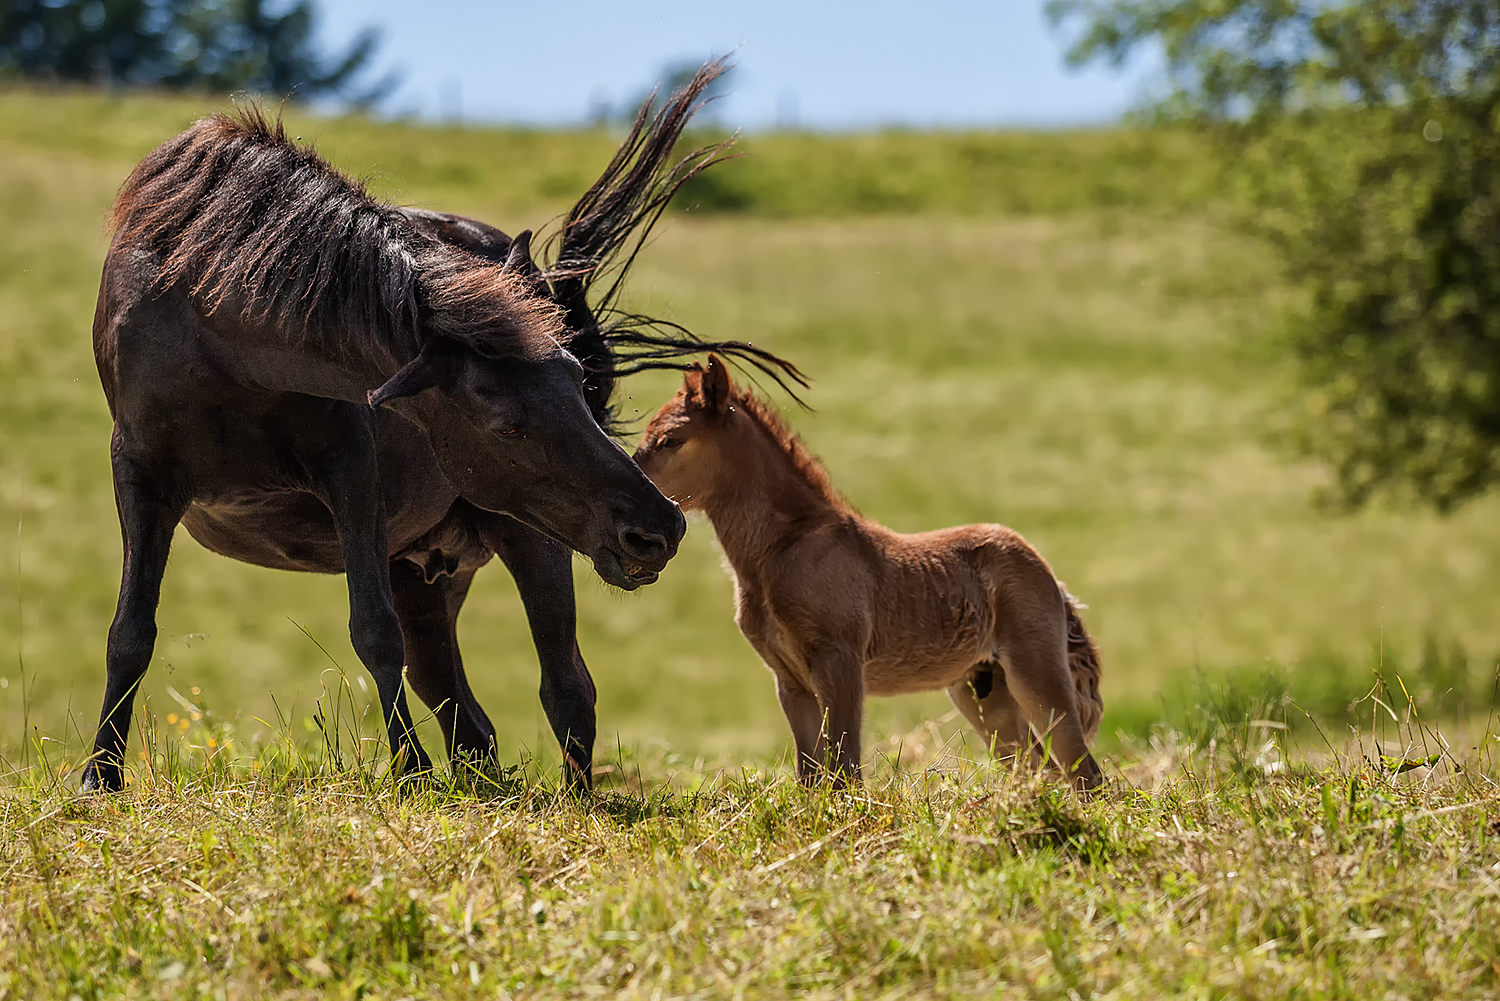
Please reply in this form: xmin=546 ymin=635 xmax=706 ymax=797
xmin=3 ymin=704 xmax=1499 ymax=1000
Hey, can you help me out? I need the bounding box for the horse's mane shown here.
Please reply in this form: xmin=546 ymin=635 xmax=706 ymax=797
xmin=731 ymin=386 xmax=857 ymax=516
xmin=110 ymin=106 xmax=564 ymax=365
xmin=543 ymin=58 xmax=808 ymax=427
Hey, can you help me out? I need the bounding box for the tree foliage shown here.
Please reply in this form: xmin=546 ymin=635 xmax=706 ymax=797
xmin=0 ymin=0 xmax=393 ymax=103
xmin=1051 ymin=0 xmax=1500 ymax=510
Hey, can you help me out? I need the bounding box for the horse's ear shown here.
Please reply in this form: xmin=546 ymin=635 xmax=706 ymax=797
xmin=501 ymin=230 xmax=546 ymax=292
xmin=682 ymin=362 xmax=705 ymax=402
xmin=700 ymin=353 xmax=732 ymax=414
xmin=368 ymin=339 xmax=462 ymax=409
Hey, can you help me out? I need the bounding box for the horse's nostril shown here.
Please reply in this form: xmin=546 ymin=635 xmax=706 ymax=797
xmin=622 ymin=529 xmax=669 ymax=560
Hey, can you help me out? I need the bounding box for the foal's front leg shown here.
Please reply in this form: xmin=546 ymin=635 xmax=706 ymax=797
xmin=774 ymin=673 xmax=825 ymax=783
xmin=319 ymin=411 xmax=431 ymax=778
xmin=802 ymin=646 xmax=866 ymax=786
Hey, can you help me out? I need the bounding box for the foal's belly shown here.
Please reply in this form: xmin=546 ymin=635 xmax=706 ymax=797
xmin=864 ymin=645 xmax=986 ymax=698
xmin=861 ymin=579 xmax=993 ymax=697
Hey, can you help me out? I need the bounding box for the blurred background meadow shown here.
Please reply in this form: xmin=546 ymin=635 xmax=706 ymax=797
xmin=2 ymin=1 xmax=1497 ymax=779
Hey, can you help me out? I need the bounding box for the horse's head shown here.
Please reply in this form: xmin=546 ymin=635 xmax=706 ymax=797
xmin=369 ymin=235 xmax=684 ymax=590
xmin=633 ymin=354 xmax=738 ymax=511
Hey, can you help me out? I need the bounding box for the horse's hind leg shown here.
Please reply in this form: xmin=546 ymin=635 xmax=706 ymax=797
xmin=480 ymin=514 xmax=597 ymax=791
xmin=945 ymin=662 xmax=1036 ymax=766
xmin=389 ymin=561 xmax=496 ymax=772
xmin=996 ymin=625 xmax=1103 ymax=791
xmin=83 ymin=443 xmax=186 ymax=792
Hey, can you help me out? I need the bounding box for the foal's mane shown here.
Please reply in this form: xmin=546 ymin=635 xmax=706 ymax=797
xmin=111 ymin=106 xmax=564 ymax=365
xmin=544 ymin=57 xmax=809 ymax=427
xmin=730 ymin=386 xmax=856 ymax=516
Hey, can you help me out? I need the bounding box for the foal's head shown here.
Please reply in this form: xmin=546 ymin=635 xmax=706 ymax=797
xmin=633 ymin=355 xmax=741 ymax=511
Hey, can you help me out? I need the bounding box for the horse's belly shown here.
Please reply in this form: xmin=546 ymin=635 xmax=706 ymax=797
xmin=183 ymin=494 xmax=347 ymax=573
xmin=864 ymin=645 xmax=984 ymax=698
xmin=862 ymin=589 xmax=991 ymax=697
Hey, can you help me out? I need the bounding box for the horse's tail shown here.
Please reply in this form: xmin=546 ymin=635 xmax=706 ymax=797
xmin=1058 ymin=582 xmax=1104 ymax=742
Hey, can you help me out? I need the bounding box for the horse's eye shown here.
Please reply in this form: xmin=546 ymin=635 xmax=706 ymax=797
xmin=659 ymin=437 xmax=684 ymax=450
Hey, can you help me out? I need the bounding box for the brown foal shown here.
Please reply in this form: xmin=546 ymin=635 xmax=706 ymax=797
xmin=633 ymin=357 xmax=1105 ymax=791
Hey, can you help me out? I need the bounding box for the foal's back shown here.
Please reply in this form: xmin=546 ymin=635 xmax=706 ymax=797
xmin=844 ymin=520 xmax=1068 ymax=698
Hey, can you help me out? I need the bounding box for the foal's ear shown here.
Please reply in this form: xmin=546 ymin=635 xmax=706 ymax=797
xmin=700 ymin=353 xmax=732 ymax=414
xmin=682 ymin=362 xmax=705 ymax=402
xmin=368 ymin=338 xmax=462 ymax=409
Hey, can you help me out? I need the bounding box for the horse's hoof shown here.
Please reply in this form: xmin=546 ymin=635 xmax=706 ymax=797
xmin=448 ymin=752 xmax=513 ymax=794
xmin=395 ymin=758 xmax=435 ymax=782
xmin=561 ymin=758 xmax=593 ymax=796
xmin=80 ymin=765 xmax=122 ymax=794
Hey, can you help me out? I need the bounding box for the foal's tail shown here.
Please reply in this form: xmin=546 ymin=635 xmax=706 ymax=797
xmin=1058 ymin=583 xmax=1104 ymax=742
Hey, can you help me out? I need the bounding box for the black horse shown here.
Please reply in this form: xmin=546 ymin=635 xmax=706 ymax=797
xmin=85 ymin=61 xmax=801 ymax=791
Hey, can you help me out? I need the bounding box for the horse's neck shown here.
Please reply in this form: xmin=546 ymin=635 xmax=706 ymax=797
xmin=703 ymin=422 xmax=845 ymax=583
xmin=200 ymin=309 xmax=401 ymax=404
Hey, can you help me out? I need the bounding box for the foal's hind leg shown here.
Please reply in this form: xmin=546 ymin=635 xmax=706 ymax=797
xmin=996 ymin=626 xmax=1103 ymax=792
xmin=82 ymin=444 xmax=186 ymax=792
xmin=990 ymin=598 xmax=1103 ymax=791
xmin=945 ymin=662 xmax=1036 ymax=766
xmin=390 ymin=561 xmax=497 ymax=772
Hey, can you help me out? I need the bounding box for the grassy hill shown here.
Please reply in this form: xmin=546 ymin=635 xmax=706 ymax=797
xmin=1 ymin=86 xmax=1497 ymax=779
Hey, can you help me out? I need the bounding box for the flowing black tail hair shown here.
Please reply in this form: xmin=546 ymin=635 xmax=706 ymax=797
xmin=541 ymin=57 xmax=809 ymax=422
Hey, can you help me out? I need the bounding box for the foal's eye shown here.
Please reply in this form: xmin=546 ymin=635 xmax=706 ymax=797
xmin=659 ymin=437 xmax=684 ymax=451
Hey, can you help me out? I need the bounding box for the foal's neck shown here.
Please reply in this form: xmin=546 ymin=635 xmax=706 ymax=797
xmin=702 ymin=409 xmax=852 ymax=580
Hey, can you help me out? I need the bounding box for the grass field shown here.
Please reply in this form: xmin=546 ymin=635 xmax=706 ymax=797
xmin=3 ymin=722 xmax=1499 ymax=999
xmin=3 ymin=88 xmax=1497 ymax=773
xmin=3 ymin=85 xmax=1500 ymax=999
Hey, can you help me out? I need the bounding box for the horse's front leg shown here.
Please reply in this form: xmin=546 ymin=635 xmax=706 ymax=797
xmin=479 ymin=513 xmax=596 ymax=790
xmin=773 ymin=673 xmax=825 ymax=784
xmin=802 ymin=645 xmax=867 ymax=786
xmin=82 ymin=439 xmax=186 ymax=791
xmin=319 ymin=412 xmax=431 ymax=778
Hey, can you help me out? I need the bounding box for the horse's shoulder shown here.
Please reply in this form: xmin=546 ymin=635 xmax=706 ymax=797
xmin=758 ymin=541 xmax=873 ymax=646
xmin=776 ymin=521 xmax=872 ymax=584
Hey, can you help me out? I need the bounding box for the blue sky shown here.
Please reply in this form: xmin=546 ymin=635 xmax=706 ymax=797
xmin=314 ymin=0 xmax=1156 ymax=130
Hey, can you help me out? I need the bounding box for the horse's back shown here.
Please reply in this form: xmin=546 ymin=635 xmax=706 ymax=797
xmin=859 ymin=521 xmax=1092 ymax=692
xmin=856 ymin=523 xmax=1005 ymax=694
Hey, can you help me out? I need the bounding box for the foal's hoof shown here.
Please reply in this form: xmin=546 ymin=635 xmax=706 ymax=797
xmin=391 ymin=767 xmax=437 ymax=797
xmin=1072 ymin=770 xmax=1108 ymax=799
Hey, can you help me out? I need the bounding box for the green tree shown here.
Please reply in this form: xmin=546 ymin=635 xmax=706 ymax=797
xmin=0 ymin=0 xmax=393 ymax=103
xmin=1050 ymin=0 xmax=1500 ymax=510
